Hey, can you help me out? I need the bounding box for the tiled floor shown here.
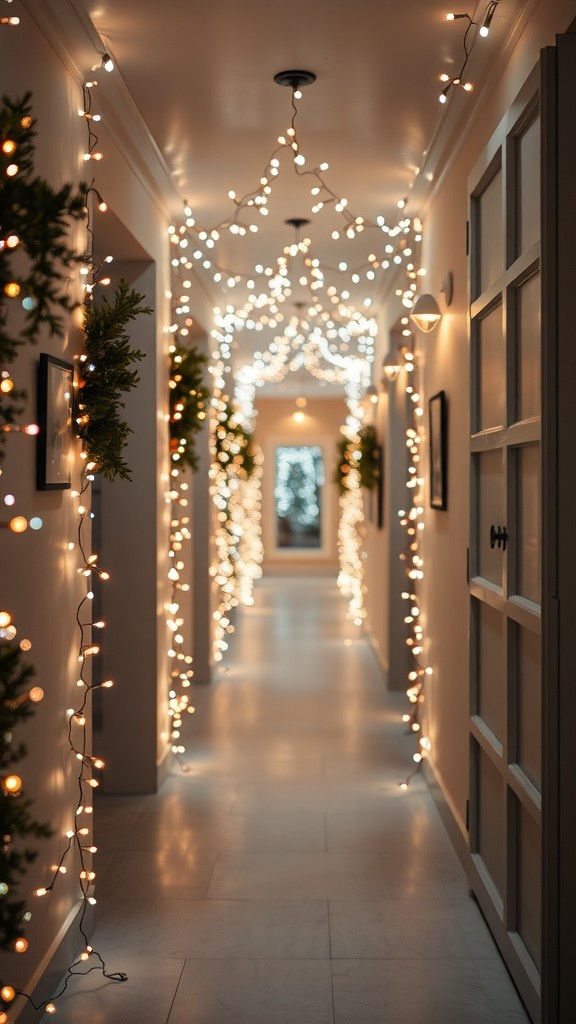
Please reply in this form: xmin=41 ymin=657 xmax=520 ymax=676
xmin=41 ymin=576 xmax=531 ymax=1023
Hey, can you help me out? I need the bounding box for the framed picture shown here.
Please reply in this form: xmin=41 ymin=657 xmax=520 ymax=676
xmin=37 ymin=353 xmax=74 ymax=490
xmin=429 ymin=390 xmax=447 ymax=510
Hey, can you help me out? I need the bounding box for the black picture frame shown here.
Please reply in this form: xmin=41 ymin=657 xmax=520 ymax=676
xmin=37 ymin=353 xmax=74 ymax=490
xmin=429 ymin=390 xmax=447 ymax=510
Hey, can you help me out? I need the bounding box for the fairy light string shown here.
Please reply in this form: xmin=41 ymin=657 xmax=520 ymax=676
xmin=440 ymin=2 xmax=501 ymax=103
xmin=0 ymin=49 xmax=131 ymax=1024
xmin=395 ymin=330 xmax=433 ymax=789
xmin=0 ymin=0 xmax=19 ymax=28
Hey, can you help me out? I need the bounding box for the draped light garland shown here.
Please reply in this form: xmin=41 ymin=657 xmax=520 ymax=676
xmin=0 ymin=44 xmax=133 ymax=1023
xmin=208 ymin=394 xmax=263 ymax=661
xmin=166 ymin=73 xmax=417 ymax=647
xmin=394 ymin=327 xmax=433 ymax=788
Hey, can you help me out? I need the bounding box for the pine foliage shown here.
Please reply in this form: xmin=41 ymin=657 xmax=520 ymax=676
xmin=78 ymin=280 xmax=151 ymax=481
xmin=214 ymin=404 xmax=257 ymax=480
xmin=0 ymin=93 xmax=86 ymax=364
xmin=334 ymin=424 xmax=379 ymax=492
xmin=0 ymin=641 xmax=52 ymax=951
xmin=169 ymin=345 xmax=211 ymax=471
xmin=0 ymin=93 xmax=85 ymax=457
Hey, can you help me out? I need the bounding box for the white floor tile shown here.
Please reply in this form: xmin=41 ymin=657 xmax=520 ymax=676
xmin=167 ymin=959 xmax=334 ymax=1024
xmin=41 ymin=576 xmax=530 ymax=1024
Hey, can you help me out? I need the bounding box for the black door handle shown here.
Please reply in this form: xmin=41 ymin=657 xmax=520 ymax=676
xmin=490 ymin=525 xmax=508 ymax=551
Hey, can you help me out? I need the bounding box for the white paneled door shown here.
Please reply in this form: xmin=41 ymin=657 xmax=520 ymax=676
xmin=468 ymin=69 xmax=541 ymax=1022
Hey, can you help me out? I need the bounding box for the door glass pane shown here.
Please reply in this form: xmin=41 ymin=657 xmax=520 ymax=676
xmin=477 ymin=745 xmax=506 ymax=902
xmin=475 ymin=601 xmax=505 ymax=742
xmin=275 ymin=446 xmax=324 ymax=549
xmin=517 ymin=801 xmax=542 ymax=970
xmin=511 ymin=622 xmax=541 ymax=790
xmin=479 ymin=163 xmax=504 ymax=293
xmin=515 ymin=444 xmax=540 ymax=604
xmin=477 ymin=304 xmax=505 ymax=430
xmin=515 ymin=271 xmax=541 ymax=423
xmin=516 ymin=113 xmax=540 ymax=258
xmin=475 ymin=449 xmax=505 ymax=588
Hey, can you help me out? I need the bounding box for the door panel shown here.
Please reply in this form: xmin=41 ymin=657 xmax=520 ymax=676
xmin=517 ymin=799 xmax=542 ymax=970
xmin=477 ymin=304 xmax=506 ymax=430
xmin=476 ymin=601 xmax=506 ymax=743
xmin=513 ymin=622 xmax=541 ymax=790
xmin=469 ymin=73 xmax=541 ymax=1020
xmin=476 ymin=744 xmax=507 ymax=898
xmin=515 ymin=444 xmax=541 ymax=603
xmin=516 ymin=272 xmax=541 ymax=421
xmin=475 ymin=450 xmax=505 ymax=588
xmin=516 ymin=113 xmax=541 ymax=257
xmin=479 ymin=162 xmax=504 ymax=293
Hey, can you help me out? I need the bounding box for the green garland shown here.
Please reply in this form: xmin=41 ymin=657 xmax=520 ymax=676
xmin=0 ymin=639 xmax=52 ymax=953
xmin=334 ymin=424 xmax=380 ymax=493
xmin=214 ymin=404 xmax=257 ymax=480
xmin=0 ymin=93 xmax=86 ymax=454
xmin=169 ymin=344 xmax=211 ymax=472
xmin=78 ymin=280 xmax=151 ymax=481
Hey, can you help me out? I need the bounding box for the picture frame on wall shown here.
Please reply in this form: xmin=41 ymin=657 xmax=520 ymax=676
xmin=429 ymin=390 xmax=447 ymax=510
xmin=36 ymin=353 xmax=74 ymax=490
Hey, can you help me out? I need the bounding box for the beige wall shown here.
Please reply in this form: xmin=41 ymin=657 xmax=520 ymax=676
xmin=254 ymin=396 xmax=348 ymax=574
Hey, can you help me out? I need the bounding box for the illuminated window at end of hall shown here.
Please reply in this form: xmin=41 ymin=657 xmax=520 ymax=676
xmin=274 ymin=445 xmax=324 ymax=549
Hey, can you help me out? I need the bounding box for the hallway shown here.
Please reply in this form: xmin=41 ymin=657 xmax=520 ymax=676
xmin=44 ymin=577 xmax=529 ymax=1024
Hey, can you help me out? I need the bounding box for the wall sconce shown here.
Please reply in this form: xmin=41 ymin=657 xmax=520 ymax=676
xmin=293 ymin=396 xmax=307 ymax=423
xmin=409 ymin=272 xmax=453 ymax=334
xmin=409 ymin=293 xmax=442 ymax=333
xmin=381 ymin=352 xmax=401 ymax=384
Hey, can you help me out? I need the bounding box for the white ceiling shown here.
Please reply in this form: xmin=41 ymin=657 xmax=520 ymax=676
xmin=80 ymin=0 xmax=526 ymax=394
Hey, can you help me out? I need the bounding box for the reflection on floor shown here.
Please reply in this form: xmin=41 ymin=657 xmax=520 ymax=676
xmin=42 ymin=576 xmax=530 ymax=1023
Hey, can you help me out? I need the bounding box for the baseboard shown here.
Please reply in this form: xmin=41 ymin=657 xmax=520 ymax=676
xmin=157 ymin=740 xmax=173 ymax=789
xmin=366 ymin=629 xmax=388 ymax=678
xmin=422 ymin=760 xmax=539 ymax=1024
xmin=422 ymin=760 xmax=470 ymax=871
xmin=10 ymin=901 xmax=94 ymax=1024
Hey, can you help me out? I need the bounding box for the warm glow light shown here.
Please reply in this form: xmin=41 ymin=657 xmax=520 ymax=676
xmin=3 ymin=774 xmax=23 ymax=794
xmin=9 ymin=516 xmax=28 ymax=533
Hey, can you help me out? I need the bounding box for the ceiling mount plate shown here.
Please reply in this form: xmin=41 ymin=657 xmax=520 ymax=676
xmin=285 ymin=217 xmax=311 ymax=230
xmin=274 ymin=70 xmax=316 ymax=90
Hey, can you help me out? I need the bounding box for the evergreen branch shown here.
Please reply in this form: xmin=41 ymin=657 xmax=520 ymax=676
xmin=169 ymin=345 xmax=211 ymax=472
xmin=78 ymin=279 xmax=151 ymax=481
xmin=214 ymin=404 xmax=257 ymax=480
xmin=0 ymin=94 xmax=86 ymax=365
xmin=0 ymin=640 xmax=53 ymax=951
